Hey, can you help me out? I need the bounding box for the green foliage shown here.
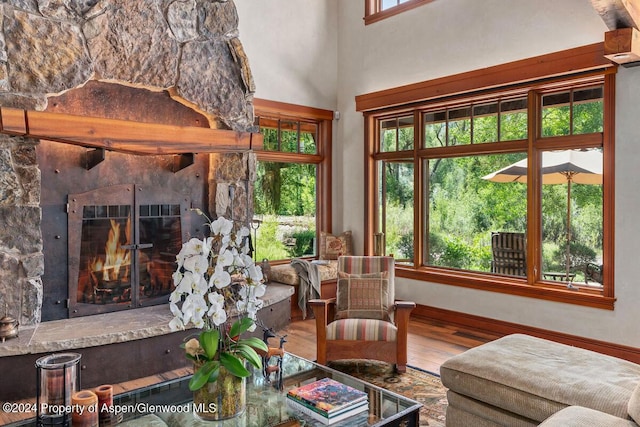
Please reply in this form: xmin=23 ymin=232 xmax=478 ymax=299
xmin=187 ymin=318 xmax=268 ymax=392
xmin=286 ymin=229 xmax=316 ymax=257
xmin=384 ymin=203 xmax=414 ymax=260
xmin=254 ymin=162 xmax=316 ymax=217
xmin=550 ymin=241 xmax=597 ymax=271
xmin=254 ymin=216 xmax=289 ymax=261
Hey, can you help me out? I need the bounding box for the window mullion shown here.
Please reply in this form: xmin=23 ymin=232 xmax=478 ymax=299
xmin=527 ymin=90 xmax=541 ymax=285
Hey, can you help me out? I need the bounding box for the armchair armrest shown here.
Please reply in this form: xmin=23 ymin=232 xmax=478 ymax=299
xmin=393 ymin=300 xmax=415 ymax=364
xmin=309 ymin=298 xmax=336 ymax=328
xmin=310 ymin=298 xmax=337 ymax=366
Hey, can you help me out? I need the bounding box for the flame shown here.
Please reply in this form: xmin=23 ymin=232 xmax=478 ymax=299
xmin=90 ymin=217 xmax=131 ymax=281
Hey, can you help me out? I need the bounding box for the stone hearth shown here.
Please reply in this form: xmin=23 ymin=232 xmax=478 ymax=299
xmin=0 ymin=283 xmax=294 ymax=401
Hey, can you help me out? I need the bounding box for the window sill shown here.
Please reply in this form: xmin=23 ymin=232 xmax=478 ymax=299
xmin=396 ymin=266 xmax=615 ymax=310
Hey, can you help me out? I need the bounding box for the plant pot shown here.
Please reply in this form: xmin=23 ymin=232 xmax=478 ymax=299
xmin=193 ymin=363 xmax=247 ymax=421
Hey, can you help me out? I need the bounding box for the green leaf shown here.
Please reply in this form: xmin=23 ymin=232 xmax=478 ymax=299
xmin=189 ymin=360 xmax=219 ymax=391
xmin=229 ymin=317 xmax=254 ymax=338
xmin=199 ymin=329 xmax=220 ymax=360
xmin=238 ymin=336 xmax=269 ymax=353
xmin=220 ymin=352 xmax=251 ymax=378
xmin=235 ymin=344 xmax=263 ymax=370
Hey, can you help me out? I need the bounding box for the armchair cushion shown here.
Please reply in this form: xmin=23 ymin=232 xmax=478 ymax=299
xmin=327 ymin=318 xmax=397 ymax=341
xmin=319 ymin=231 xmax=353 ymax=260
xmin=335 ymin=271 xmax=390 ymax=321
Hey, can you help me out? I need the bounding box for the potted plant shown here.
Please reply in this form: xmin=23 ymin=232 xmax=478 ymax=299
xmin=168 ymin=211 xmax=268 ymax=420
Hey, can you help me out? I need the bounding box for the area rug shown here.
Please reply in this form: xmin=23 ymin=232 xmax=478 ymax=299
xmin=328 ymin=360 xmax=447 ymax=427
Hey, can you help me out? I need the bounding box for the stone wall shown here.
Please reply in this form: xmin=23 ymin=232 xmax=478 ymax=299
xmin=0 ymin=0 xmax=255 ymax=130
xmin=0 ymin=134 xmax=43 ymax=326
xmin=0 ymin=0 xmax=256 ymax=327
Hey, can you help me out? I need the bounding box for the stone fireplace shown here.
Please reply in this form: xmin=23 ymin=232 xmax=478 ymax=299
xmin=0 ymin=1 xmax=262 ymax=329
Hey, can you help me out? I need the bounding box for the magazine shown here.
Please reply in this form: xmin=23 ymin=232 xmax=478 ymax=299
xmin=287 ymin=377 xmax=368 ymax=415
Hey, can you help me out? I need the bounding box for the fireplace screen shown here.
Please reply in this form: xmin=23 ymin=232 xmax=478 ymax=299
xmin=68 ymin=184 xmax=190 ymax=317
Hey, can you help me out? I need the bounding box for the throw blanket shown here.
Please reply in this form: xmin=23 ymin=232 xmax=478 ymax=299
xmin=290 ymin=259 xmax=321 ymax=319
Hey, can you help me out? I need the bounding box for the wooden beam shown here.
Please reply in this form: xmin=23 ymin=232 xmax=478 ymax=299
xmin=604 ymin=27 xmax=640 ymax=64
xmin=590 ymin=0 xmax=639 ymax=30
xmin=623 ymin=0 xmax=640 ymax=27
xmin=0 ymin=108 xmax=263 ymax=155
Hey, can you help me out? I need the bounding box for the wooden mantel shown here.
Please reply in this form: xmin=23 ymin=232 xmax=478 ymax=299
xmin=0 ymin=107 xmax=263 ymax=155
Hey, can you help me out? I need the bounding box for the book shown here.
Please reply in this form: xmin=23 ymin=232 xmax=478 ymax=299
xmin=286 ymin=396 xmax=369 ymax=425
xmin=287 ymin=377 xmax=368 ymax=415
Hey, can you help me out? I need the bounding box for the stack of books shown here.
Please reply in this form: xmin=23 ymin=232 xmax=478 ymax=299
xmin=286 ymin=377 xmax=369 ymax=425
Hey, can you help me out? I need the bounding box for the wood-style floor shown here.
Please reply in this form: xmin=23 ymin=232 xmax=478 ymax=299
xmin=0 ymin=317 xmax=500 ymax=426
xmin=278 ymin=317 xmax=501 ymax=374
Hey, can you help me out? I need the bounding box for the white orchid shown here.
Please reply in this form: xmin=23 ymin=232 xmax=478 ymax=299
xmin=168 ymin=212 xmax=269 ymax=392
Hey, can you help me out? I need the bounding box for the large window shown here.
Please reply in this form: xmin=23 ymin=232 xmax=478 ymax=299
xmin=360 ymin=45 xmax=615 ymax=309
xmin=252 ymin=100 xmax=332 ymax=263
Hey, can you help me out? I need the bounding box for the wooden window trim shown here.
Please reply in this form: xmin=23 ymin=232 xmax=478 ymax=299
xmin=253 ymin=98 xmax=333 ymax=239
xmin=356 ymin=43 xmax=614 ymax=113
xmin=365 ymin=0 xmax=435 ymax=25
xmin=362 ymin=45 xmax=616 ymax=310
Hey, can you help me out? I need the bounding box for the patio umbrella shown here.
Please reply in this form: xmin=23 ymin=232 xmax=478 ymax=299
xmin=482 ymin=149 xmax=603 ymax=283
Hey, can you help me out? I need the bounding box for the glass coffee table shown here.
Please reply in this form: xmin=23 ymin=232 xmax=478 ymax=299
xmin=8 ymin=353 xmax=421 ymax=426
xmin=117 ymin=353 xmax=420 ymax=426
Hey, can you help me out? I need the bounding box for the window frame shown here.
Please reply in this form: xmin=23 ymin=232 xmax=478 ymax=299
xmin=253 ymin=99 xmax=333 ymax=263
xmin=359 ymin=44 xmax=616 ymax=310
xmin=364 ymin=0 xmax=435 ymax=25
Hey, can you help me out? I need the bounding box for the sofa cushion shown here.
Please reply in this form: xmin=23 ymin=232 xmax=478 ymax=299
xmin=539 ymin=406 xmax=638 ymax=427
xmin=319 ymin=231 xmax=353 ymax=260
xmin=335 ymin=271 xmax=390 ymax=321
xmin=269 ymin=261 xmax=337 ymax=285
xmin=440 ymin=334 xmax=640 ymax=423
xmin=629 ymin=383 xmax=640 ymax=424
xmin=327 ymin=318 xmax=397 ymax=341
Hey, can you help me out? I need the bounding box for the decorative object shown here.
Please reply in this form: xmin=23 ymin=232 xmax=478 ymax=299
xmin=71 ymin=390 xmax=99 ymax=427
xmin=261 ymin=258 xmax=271 ymax=283
xmin=251 ymin=217 xmax=262 ymax=262
xmin=36 ymin=352 xmax=82 ymax=427
xmin=192 ymin=362 xmax=246 ymax=421
xmin=374 ymin=232 xmax=385 ymax=256
xmin=335 ymin=271 xmax=390 ymax=320
xmin=94 ymin=384 xmax=113 ymax=425
xmin=0 ymin=303 xmax=19 ymax=342
xmin=318 ymin=231 xmax=353 ymax=260
xmin=169 ymin=211 xmax=268 ymax=420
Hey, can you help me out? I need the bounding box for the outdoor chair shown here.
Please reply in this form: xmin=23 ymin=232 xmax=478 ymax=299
xmin=309 ymin=256 xmax=415 ymax=373
xmin=491 ymin=231 xmax=527 ymax=276
xmin=585 ymin=262 xmax=603 ymax=286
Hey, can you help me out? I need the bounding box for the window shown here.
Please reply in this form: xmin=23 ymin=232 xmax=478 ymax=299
xmin=252 ymin=100 xmax=332 ymax=263
xmin=365 ymin=0 xmax=434 ymax=25
xmin=359 ymin=44 xmax=615 ymax=309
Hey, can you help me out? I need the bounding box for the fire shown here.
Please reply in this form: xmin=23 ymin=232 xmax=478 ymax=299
xmin=90 ymin=217 xmax=131 ymax=282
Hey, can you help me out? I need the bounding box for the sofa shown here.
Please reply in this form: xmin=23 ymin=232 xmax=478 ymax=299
xmin=440 ymin=334 xmax=640 ymax=426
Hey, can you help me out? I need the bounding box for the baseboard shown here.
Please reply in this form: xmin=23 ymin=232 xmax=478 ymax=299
xmin=413 ymin=304 xmax=640 ymax=364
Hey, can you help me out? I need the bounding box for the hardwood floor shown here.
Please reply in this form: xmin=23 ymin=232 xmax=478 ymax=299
xmin=0 ymin=317 xmax=499 ymax=426
xmin=277 ymin=317 xmax=501 ymax=374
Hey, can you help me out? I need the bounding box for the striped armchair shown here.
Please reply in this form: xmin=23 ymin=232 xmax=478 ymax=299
xmin=310 ymin=256 xmax=415 ymax=373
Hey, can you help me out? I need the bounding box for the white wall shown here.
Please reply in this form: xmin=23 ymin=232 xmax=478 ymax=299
xmin=235 ymin=0 xmax=338 ymax=110
xmin=235 ymin=0 xmax=640 ymax=348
